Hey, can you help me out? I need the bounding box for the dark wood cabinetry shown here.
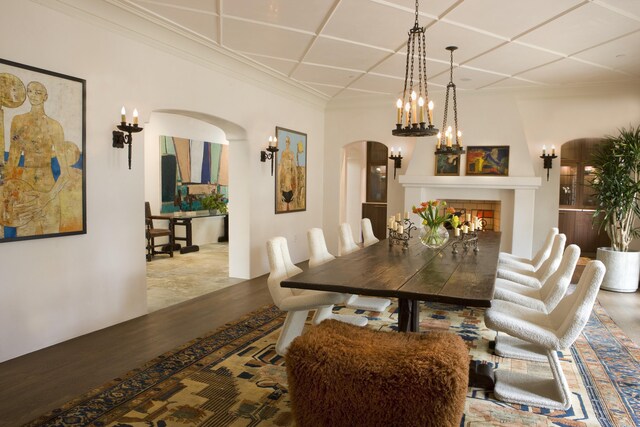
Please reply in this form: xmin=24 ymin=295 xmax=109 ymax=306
xmin=558 ymin=139 xmax=609 ymax=256
xmin=363 ymin=141 xmax=388 ymax=239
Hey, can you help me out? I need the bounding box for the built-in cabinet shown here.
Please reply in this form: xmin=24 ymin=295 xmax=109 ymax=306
xmin=362 ymin=141 xmax=388 ymax=239
xmin=558 ymin=139 xmax=609 ymax=256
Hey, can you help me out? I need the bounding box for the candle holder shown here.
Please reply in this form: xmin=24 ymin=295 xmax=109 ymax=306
xmin=388 ymin=218 xmax=416 ymax=250
xmin=451 ymin=216 xmax=485 ymax=254
xmin=112 ymin=122 xmax=143 ymax=170
xmin=540 ymin=153 xmax=558 ymax=181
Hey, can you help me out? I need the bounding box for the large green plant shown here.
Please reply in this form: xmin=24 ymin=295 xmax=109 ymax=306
xmin=590 ymin=125 xmax=640 ymax=251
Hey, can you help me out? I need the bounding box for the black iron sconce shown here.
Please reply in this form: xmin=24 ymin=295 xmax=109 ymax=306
xmin=389 ymin=147 xmax=403 ymax=179
xmin=540 ymin=145 xmax=557 ymax=181
xmin=260 ymin=136 xmax=279 ymax=176
xmin=112 ymin=107 xmax=142 ymax=170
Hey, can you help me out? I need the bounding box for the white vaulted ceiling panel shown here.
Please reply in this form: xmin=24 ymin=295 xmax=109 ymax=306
xmin=464 ymin=43 xmax=563 ymax=76
xmin=424 ymin=21 xmax=506 ymax=64
xmin=292 ymin=63 xmax=363 ymax=87
xmin=222 ymin=0 xmax=336 ymax=33
xmin=323 ymin=0 xmax=428 ymax=51
xmin=306 ymin=37 xmax=392 ymax=71
xmin=574 ymin=30 xmax=640 ymax=76
xmin=516 ymin=58 xmax=627 ymax=85
xmin=517 ymin=2 xmax=640 ymax=55
xmin=430 ymin=66 xmax=508 ymax=90
xmin=221 ymin=18 xmax=314 ymax=60
xmin=128 ymin=0 xmax=218 ymax=41
xmin=243 ymin=54 xmax=299 ymax=77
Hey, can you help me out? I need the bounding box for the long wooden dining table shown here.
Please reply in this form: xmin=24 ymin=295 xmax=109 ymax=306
xmin=281 ymin=230 xmax=501 ymax=387
xmin=282 ymin=230 xmax=500 ymax=332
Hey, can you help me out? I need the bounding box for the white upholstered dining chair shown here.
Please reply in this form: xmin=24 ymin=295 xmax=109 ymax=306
xmin=361 ymin=218 xmax=379 ymax=247
xmin=485 ymin=260 xmax=606 ymax=410
xmin=308 ymin=228 xmax=391 ymax=312
xmin=497 ymin=234 xmax=566 ymax=289
xmin=267 ymin=237 xmax=365 ymax=355
xmin=499 ymin=227 xmax=558 ymax=272
xmin=493 ymin=244 xmax=580 ymax=314
xmin=338 ymin=223 xmax=360 ymax=256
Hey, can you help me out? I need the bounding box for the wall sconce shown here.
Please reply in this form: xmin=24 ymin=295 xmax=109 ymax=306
xmin=389 ymin=147 xmax=403 ymax=179
xmin=112 ymin=107 xmax=143 ymax=170
xmin=260 ymin=136 xmax=279 ymax=176
xmin=540 ymin=144 xmax=557 ymax=181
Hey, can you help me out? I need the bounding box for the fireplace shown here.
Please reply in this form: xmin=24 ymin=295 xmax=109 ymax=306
xmin=400 ymin=175 xmax=541 ymax=257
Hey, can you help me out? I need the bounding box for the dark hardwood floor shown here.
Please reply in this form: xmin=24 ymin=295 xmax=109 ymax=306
xmin=0 ymin=277 xmax=272 ymax=427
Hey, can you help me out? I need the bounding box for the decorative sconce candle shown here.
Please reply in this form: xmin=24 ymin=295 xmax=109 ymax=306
xmin=389 ymin=147 xmax=403 ymax=179
xmin=112 ymin=107 xmax=143 ymax=169
xmin=540 ymin=144 xmax=557 ymax=181
xmin=260 ymin=136 xmax=279 ymax=176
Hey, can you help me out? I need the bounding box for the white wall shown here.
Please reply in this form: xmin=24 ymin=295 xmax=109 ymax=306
xmin=325 ymin=85 xmax=640 ymax=256
xmin=0 ymin=0 xmax=326 ymax=362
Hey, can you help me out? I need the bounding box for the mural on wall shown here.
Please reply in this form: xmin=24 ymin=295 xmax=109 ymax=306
xmin=466 ymin=146 xmax=510 ymax=176
xmin=275 ymin=126 xmax=306 ymax=214
xmin=0 ymin=58 xmax=86 ymax=243
xmin=159 ymin=135 xmax=228 ymax=213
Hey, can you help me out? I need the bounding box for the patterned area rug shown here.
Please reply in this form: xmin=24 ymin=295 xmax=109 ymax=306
xmin=27 ymin=301 xmax=639 ymax=426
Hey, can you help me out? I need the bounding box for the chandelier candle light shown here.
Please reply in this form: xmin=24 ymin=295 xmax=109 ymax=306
xmin=392 ymin=0 xmax=438 ymax=137
xmin=388 ymin=211 xmax=416 ymax=250
xmin=435 ymin=46 xmax=465 ymax=155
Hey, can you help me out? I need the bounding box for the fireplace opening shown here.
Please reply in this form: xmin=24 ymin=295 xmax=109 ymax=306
xmin=445 ymin=199 xmax=501 ymax=231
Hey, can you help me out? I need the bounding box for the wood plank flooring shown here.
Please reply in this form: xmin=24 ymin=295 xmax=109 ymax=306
xmin=0 ymin=272 xmax=637 ymax=426
xmin=0 ymin=277 xmax=272 ymax=427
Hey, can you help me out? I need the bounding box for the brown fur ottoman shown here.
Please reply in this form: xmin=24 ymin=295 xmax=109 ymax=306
xmin=285 ymin=319 xmax=469 ymax=427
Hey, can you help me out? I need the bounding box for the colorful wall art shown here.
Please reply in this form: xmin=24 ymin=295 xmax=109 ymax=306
xmin=465 ymin=146 xmax=510 ymax=176
xmin=0 ymin=58 xmax=86 ymax=243
xmin=275 ymin=127 xmax=306 ymax=214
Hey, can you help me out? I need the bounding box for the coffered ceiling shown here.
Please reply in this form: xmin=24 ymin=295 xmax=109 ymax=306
xmin=114 ymin=0 xmax=640 ymax=99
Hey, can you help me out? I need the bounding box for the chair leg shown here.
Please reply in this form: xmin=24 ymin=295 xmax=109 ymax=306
xmin=494 ymin=349 xmax=572 ymax=410
xmin=276 ymin=310 xmax=309 ymax=356
xmin=313 ymin=305 xmax=368 ymax=327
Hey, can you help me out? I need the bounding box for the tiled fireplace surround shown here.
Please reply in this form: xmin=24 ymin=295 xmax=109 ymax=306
xmin=400 ymin=176 xmax=542 ymax=257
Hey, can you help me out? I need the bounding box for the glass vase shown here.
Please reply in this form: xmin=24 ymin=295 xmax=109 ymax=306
xmin=419 ymin=224 xmax=450 ymax=249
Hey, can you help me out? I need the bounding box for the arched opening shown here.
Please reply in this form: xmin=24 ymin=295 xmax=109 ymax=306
xmin=339 ymin=140 xmax=389 ymax=244
xmin=143 ymin=110 xmax=250 ymax=311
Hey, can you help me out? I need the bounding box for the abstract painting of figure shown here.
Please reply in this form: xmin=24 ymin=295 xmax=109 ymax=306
xmin=275 ymin=127 xmax=306 ymax=214
xmin=435 ymin=153 xmax=460 ymax=176
xmin=466 ymin=146 xmax=509 ymax=176
xmin=0 ymin=59 xmax=85 ymax=242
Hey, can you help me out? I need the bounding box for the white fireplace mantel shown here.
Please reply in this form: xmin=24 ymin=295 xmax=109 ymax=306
xmin=399 ymin=175 xmax=542 ymax=257
xmin=399 ymin=175 xmax=542 ymax=190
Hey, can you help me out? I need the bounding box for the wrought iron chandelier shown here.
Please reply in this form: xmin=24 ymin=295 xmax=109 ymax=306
xmin=435 ymin=46 xmax=465 ymax=155
xmin=392 ymin=0 xmax=437 ymax=137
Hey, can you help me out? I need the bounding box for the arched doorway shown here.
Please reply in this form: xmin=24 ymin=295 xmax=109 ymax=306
xmin=558 ymin=138 xmax=610 ymax=257
xmin=143 ymin=110 xmax=250 ymax=310
xmin=340 ymin=140 xmax=388 ymax=243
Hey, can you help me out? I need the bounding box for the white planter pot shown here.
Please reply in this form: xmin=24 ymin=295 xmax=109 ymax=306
xmin=596 ymin=247 xmax=640 ymax=292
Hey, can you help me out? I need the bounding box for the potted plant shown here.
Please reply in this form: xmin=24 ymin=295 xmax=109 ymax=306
xmin=591 ymin=125 xmax=640 ymax=292
xmin=200 ymin=192 xmax=228 ymax=215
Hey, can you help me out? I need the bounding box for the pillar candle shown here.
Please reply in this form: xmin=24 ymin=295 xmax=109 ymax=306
xmin=405 ymin=102 xmax=411 ymax=127
xmin=398 ymin=225 xmax=404 ymax=234
xmin=454 ymin=228 xmax=460 ymax=237
xmin=470 ymin=223 xmax=475 ymax=232
xmin=133 ymin=108 xmax=139 ymax=125
xmin=396 ymin=99 xmax=403 ymax=125
xmin=418 ymin=97 xmax=425 ymax=123
xmin=462 ymin=225 xmax=468 ymax=234
xmin=120 ymin=106 xmax=126 ymax=123
xmin=428 ymin=100 xmax=434 ymax=125
xmin=396 ymin=213 xmax=401 ymax=221
xmin=436 ymin=132 xmax=441 ymax=149
xmin=542 ymin=145 xmax=546 ymax=155
xmin=404 ymin=211 xmax=409 ymax=219
xmin=411 ymin=91 xmax=417 ymax=125
xmin=466 ymin=213 xmax=471 ymax=222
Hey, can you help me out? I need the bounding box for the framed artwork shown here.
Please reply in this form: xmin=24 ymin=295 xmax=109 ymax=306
xmin=0 ymin=58 xmax=86 ymax=243
xmin=159 ymin=135 xmax=229 ymax=213
xmin=275 ymin=126 xmax=306 ymax=214
xmin=466 ymin=146 xmax=509 ymax=176
xmin=435 ymin=153 xmax=461 ymax=176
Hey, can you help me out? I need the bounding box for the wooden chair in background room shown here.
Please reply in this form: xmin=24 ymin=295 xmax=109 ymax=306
xmin=145 ymin=202 xmax=174 ymax=261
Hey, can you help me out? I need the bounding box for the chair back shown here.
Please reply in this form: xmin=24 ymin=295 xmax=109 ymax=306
xmin=339 ymin=223 xmax=360 ymax=256
xmin=534 ymin=234 xmax=566 ymax=282
xmin=266 ymin=237 xmax=302 ymax=308
xmin=531 ymin=227 xmax=559 ymax=269
xmin=550 ymin=260 xmax=606 ymax=348
xmin=539 ymin=244 xmax=580 ymax=311
xmin=308 ymin=228 xmax=335 ymax=268
xmin=145 ymin=201 xmax=153 ymax=228
xmin=361 ymin=218 xmax=379 ymax=247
